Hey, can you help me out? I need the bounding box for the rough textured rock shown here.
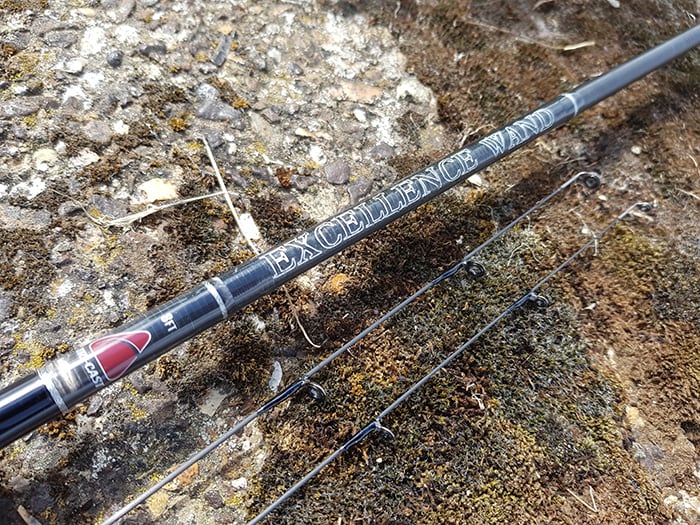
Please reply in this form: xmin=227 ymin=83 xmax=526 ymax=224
xmin=0 ymin=2 xmax=698 ymax=525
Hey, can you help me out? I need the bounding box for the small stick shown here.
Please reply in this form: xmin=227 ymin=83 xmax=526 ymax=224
xmin=202 ymin=137 xmax=260 ymax=255
xmin=566 ymin=487 xmax=599 ymax=514
xmin=589 ymin=485 xmax=598 ymax=512
xmin=464 ymin=17 xmax=595 ymax=52
xmin=87 ymin=191 xmax=225 ymax=228
xmin=677 ymin=188 xmax=700 ymax=201
xmin=17 ymin=506 xmax=43 ymax=525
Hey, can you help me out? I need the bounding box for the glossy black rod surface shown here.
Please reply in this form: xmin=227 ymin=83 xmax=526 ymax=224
xmin=1 ymin=24 xmax=698 ymax=449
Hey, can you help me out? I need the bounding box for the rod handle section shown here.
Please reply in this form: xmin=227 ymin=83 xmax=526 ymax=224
xmin=0 ymin=373 xmax=62 ymax=448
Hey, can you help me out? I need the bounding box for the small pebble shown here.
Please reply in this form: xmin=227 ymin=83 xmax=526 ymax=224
xmin=103 ymin=0 xmax=135 ymax=23
xmin=249 ymin=52 xmax=267 ymax=72
xmin=467 ymin=174 xmax=483 ymax=187
xmin=261 ymin=107 xmax=280 ymax=123
xmin=64 ymin=58 xmax=85 ymax=74
xmin=82 ymin=120 xmax=113 ymax=145
xmin=11 ymin=84 xmax=29 ymax=96
xmin=268 ymin=361 xmax=283 ymax=392
xmin=106 ymin=50 xmax=124 ymax=67
xmin=33 ymin=148 xmax=58 ymax=171
xmin=111 ymin=120 xmax=129 ymax=135
xmin=204 ymin=491 xmax=225 ymax=509
xmin=288 ymin=62 xmax=304 ymax=76
xmin=229 ymin=170 xmax=248 ymax=188
xmin=90 ymin=195 xmax=128 ymax=218
xmin=309 ymin=144 xmax=326 ymax=164
xmin=251 ymin=166 xmax=273 ymax=183
xmin=267 ymin=47 xmax=281 ymax=64
xmin=284 ymin=102 xmax=300 ymax=115
xmin=80 ymin=26 xmax=106 ymax=55
xmin=291 ymin=173 xmax=315 ymax=192
xmin=196 ymin=100 xmax=243 ymax=123
xmin=1 ymin=31 xmax=30 ymax=51
xmin=370 ymin=142 xmax=395 ymax=161
xmin=631 ymin=145 xmax=642 ymax=155
xmin=0 ymin=335 xmax=16 ymax=354
xmin=138 ymin=178 xmax=178 ymax=203
xmin=0 ymin=97 xmax=43 ymax=119
xmin=348 ymin=176 xmax=373 ymax=204
xmin=203 ymin=130 xmax=224 ymax=149
xmin=138 ymin=42 xmax=168 ymax=57
xmin=26 ymin=79 xmax=44 ymax=95
xmin=86 ymin=396 xmax=104 ymax=416
xmin=69 ymin=149 xmax=100 ymax=168
xmin=196 ymin=82 xmax=220 ymax=102
xmin=58 ymin=201 xmax=83 ymax=217
xmin=230 ymin=477 xmax=248 ymax=490
xmin=211 ymin=34 xmax=233 ymax=67
xmin=10 ymin=124 xmax=27 ymax=140
xmin=43 ymin=30 xmax=80 ymax=49
xmin=325 ymin=159 xmax=351 ymax=185
xmin=128 ymin=372 xmax=153 ymax=395
xmin=396 ymin=76 xmax=433 ymax=104
xmin=0 ymin=294 xmax=12 ymax=323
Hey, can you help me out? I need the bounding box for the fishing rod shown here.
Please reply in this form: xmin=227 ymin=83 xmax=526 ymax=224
xmin=247 ymin=201 xmax=652 ymax=525
xmin=0 ymin=25 xmax=697 ymax=449
xmin=100 ymin=170 xmax=598 ymax=525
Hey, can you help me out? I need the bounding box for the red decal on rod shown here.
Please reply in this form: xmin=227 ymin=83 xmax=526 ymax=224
xmin=90 ymin=331 xmax=152 ymax=381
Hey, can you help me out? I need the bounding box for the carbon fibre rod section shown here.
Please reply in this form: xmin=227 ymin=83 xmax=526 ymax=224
xmin=0 ymin=25 xmax=698 ymax=448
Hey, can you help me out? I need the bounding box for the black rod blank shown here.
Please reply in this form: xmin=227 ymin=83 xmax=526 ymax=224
xmin=0 ymin=25 xmax=698 ymax=449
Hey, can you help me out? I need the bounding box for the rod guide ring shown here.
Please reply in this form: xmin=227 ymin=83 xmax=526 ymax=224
xmin=580 ymin=172 xmax=602 ymax=190
xmin=303 ymin=382 xmax=327 ymax=402
xmin=529 ymin=294 xmax=550 ymax=308
xmin=466 ymin=261 xmax=486 ymax=278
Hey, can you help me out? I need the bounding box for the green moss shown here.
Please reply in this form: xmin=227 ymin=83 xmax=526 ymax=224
xmin=142 ymin=82 xmax=189 ymax=119
xmin=0 ymin=229 xmax=56 ymax=317
xmin=243 ymin=179 xmax=666 ymax=523
xmin=0 ymin=0 xmax=48 ymax=11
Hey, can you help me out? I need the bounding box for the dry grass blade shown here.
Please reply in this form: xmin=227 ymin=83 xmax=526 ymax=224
xmin=465 ymin=17 xmax=595 ymax=51
xmin=86 ymin=191 xmax=225 ymax=228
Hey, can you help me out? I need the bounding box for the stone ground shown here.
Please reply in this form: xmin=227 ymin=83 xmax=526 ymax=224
xmin=0 ymin=1 xmax=699 ymax=524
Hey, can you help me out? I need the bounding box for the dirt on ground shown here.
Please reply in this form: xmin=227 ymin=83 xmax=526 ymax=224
xmin=0 ymin=1 xmax=698 ymax=524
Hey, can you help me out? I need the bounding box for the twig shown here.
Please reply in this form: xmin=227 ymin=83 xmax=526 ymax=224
xmin=465 ymin=17 xmax=595 ymax=52
xmin=87 ymin=192 xmax=225 ymax=228
xmin=202 ymin=137 xmax=260 ymax=255
xmin=566 ymin=486 xmax=599 ymax=513
xmin=589 ymin=486 xmax=598 ymax=512
xmin=690 ymin=154 xmax=699 ymax=175
xmin=678 ymin=188 xmax=700 ymax=201
xmin=17 ymin=506 xmax=43 ymax=525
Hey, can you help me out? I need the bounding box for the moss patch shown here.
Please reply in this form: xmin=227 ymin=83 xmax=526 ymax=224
xmin=0 ymin=229 xmax=56 ymax=317
xmin=245 ymin=175 xmax=667 ymax=523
